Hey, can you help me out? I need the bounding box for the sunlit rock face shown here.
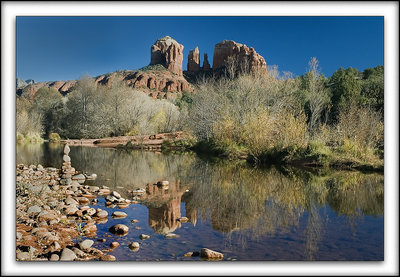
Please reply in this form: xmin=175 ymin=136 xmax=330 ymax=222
xmin=95 ymin=70 xmax=193 ymax=99
xmin=150 ymin=36 xmax=184 ymax=76
xmin=187 ymin=47 xmax=200 ymax=73
xmin=212 ymin=40 xmax=267 ymax=73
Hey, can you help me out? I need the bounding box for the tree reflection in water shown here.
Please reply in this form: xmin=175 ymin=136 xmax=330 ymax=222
xmin=137 ymin=158 xmax=383 ymax=260
xmin=17 ymin=144 xmax=384 ymax=260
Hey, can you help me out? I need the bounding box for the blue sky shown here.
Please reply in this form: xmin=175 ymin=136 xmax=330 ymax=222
xmin=16 ymin=16 xmax=383 ymax=82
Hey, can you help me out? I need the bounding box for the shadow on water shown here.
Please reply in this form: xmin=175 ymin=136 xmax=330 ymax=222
xmin=16 ymin=143 xmax=384 ymax=261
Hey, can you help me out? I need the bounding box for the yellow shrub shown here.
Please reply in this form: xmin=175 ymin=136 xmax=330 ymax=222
xmin=125 ymin=125 xmax=140 ymax=136
xmin=242 ymin=108 xmax=308 ymax=157
xmin=17 ymin=132 xmax=24 ymax=143
xmin=212 ymin=116 xmax=237 ymax=146
xmin=150 ymin=109 xmax=167 ymax=133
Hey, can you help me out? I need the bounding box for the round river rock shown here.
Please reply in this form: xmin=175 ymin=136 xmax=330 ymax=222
xmin=109 ymin=224 xmax=129 ymax=236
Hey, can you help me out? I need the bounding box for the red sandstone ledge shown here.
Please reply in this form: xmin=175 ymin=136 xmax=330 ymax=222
xmin=62 ymin=132 xmax=184 ymax=149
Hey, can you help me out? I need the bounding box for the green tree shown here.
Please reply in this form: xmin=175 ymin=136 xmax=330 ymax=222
xmin=360 ymin=65 xmax=384 ymax=115
xmin=329 ymin=67 xmax=361 ymax=122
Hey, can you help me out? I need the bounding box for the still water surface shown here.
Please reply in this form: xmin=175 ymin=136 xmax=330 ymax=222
xmin=16 ymin=143 xmax=384 ymax=261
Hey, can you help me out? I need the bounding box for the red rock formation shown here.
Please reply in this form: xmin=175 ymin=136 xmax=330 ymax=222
xmin=18 ymin=69 xmax=193 ymax=100
xmin=212 ymin=40 xmax=267 ymax=73
xmin=17 ymin=80 xmax=77 ymax=98
xmin=17 ymin=37 xmax=270 ymax=100
xmin=17 ymin=82 xmax=47 ymax=99
xmin=150 ymin=36 xmax=184 ymax=76
xmin=16 ymin=36 xmax=191 ymax=99
xmin=202 ymin=53 xmax=211 ymax=71
xmin=48 ymin=81 xmax=65 ymax=91
xmin=48 ymin=80 xmax=77 ymax=94
xmin=97 ymin=70 xmax=193 ymax=98
xmin=187 ymin=47 xmax=200 ymax=73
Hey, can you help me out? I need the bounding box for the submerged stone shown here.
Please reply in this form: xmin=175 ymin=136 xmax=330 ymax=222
xmin=109 ymin=224 xmax=129 ymax=236
xmin=200 ymin=248 xmax=224 ymax=260
xmin=139 ymin=234 xmax=150 ymax=240
xmin=112 ymin=211 xmax=127 ymax=218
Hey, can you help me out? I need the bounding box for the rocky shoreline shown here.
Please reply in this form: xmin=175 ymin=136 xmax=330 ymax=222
xmin=16 ymin=144 xmax=140 ymax=261
xmin=16 ymin=144 xmax=224 ymax=261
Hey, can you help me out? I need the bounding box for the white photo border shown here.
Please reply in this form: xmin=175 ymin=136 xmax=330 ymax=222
xmin=2 ymin=1 xmax=398 ymax=276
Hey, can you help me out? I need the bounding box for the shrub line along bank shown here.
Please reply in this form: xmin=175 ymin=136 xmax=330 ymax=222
xmin=56 ymin=131 xmax=382 ymax=173
xmin=17 ymin=64 xmax=384 ymax=174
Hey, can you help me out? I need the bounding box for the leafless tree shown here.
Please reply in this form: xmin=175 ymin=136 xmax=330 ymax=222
xmin=304 ymin=57 xmax=331 ymax=134
xmin=224 ymin=56 xmax=239 ymax=80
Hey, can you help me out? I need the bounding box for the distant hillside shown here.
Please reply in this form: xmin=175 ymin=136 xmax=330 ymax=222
xmin=17 ymin=35 xmax=268 ymax=100
xmin=16 ymin=78 xmax=35 ymax=88
xmin=16 ymin=67 xmax=194 ymax=100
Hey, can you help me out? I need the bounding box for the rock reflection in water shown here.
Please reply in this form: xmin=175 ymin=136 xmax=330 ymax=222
xmin=142 ymin=180 xmax=195 ymax=234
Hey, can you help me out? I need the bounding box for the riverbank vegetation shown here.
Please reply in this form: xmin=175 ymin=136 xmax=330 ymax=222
xmin=186 ymin=59 xmax=383 ymax=170
xmin=16 ymin=77 xmax=181 ymax=140
xmin=16 ymin=59 xmax=383 ymax=170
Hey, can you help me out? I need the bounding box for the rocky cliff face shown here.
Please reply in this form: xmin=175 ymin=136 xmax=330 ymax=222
xmin=187 ymin=47 xmax=200 ymax=73
xmin=212 ymin=40 xmax=267 ymax=73
xmin=150 ymin=36 xmax=184 ymax=76
xmin=17 ymin=70 xmax=193 ymax=100
xmin=202 ymin=53 xmax=211 ymax=71
xmin=96 ymin=69 xmax=193 ymax=99
xmin=17 ymin=80 xmax=77 ymax=98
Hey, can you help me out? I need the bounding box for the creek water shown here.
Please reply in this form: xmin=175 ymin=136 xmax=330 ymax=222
xmin=16 ymin=142 xmax=384 ymax=261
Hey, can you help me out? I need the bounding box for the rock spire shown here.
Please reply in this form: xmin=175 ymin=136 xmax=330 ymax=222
xmin=150 ymin=36 xmax=184 ymax=76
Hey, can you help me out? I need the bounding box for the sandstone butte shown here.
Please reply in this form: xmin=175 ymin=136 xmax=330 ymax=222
xmin=17 ymin=37 xmax=267 ymax=99
xmin=187 ymin=46 xmax=200 ymax=73
xmin=150 ymin=36 xmax=184 ymax=76
xmin=212 ymin=40 xmax=267 ymax=73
